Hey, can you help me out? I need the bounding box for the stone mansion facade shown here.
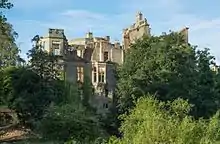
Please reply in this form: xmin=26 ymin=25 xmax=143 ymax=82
xmin=39 ymin=12 xmax=189 ymax=113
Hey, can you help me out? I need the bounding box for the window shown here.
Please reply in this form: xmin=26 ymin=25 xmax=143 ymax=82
xmin=105 ymin=88 xmax=108 ymax=97
xmin=52 ymin=43 xmax=60 ymax=49
xmin=93 ymin=67 xmax=97 ymax=83
xmin=98 ymin=68 xmax=105 ymax=83
xmin=103 ymin=103 xmax=108 ymax=108
xmin=54 ymin=49 xmax=60 ymax=55
xmin=104 ymin=51 xmax=108 ymax=61
xmin=77 ymin=50 xmax=82 ymax=57
xmin=52 ymin=43 xmax=60 ymax=55
xmin=77 ymin=67 xmax=84 ymax=82
xmin=41 ymin=41 xmax=45 ymax=48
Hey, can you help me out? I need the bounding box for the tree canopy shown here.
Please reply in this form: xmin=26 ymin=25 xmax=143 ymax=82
xmin=108 ymin=96 xmax=220 ymax=144
xmin=0 ymin=0 xmax=13 ymax=9
xmin=117 ymin=32 xmax=220 ymax=118
xmin=0 ymin=0 xmax=20 ymax=68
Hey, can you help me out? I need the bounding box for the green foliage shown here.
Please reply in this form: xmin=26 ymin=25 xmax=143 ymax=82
xmin=0 ymin=69 xmax=4 ymax=105
xmin=99 ymin=105 xmax=120 ymax=137
xmin=82 ymin=75 xmax=94 ymax=110
xmin=37 ymin=83 xmax=106 ymax=143
xmin=109 ymin=96 xmax=220 ymax=144
xmin=0 ymin=0 xmax=20 ymax=68
xmin=38 ymin=104 xmax=105 ymax=143
xmin=0 ymin=0 xmax=13 ymax=9
xmin=192 ymin=48 xmax=219 ymax=117
xmin=27 ymin=35 xmax=62 ymax=80
xmin=0 ymin=34 xmax=66 ymax=126
xmin=117 ymin=32 xmax=220 ymax=118
xmin=0 ymin=67 xmax=54 ymax=125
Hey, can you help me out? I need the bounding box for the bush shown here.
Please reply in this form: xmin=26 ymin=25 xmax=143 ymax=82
xmin=36 ymin=82 xmax=107 ymax=143
xmin=109 ymin=96 xmax=220 ymax=144
xmin=37 ymin=104 xmax=106 ymax=143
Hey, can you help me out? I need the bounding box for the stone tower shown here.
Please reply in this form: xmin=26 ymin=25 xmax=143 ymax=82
xmin=179 ymin=27 xmax=189 ymax=43
xmin=40 ymin=28 xmax=68 ymax=56
xmin=122 ymin=12 xmax=150 ymax=51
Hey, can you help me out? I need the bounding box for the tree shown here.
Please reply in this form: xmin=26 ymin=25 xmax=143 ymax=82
xmin=37 ymin=83 xmax=107 ymax=143
xmin=0 ymin=66 xmax=68 ymax=128
xmin=0 ymin=0 xmax=13 ymax=9
xmin=108 ymin=96 xmax=220 ymax=144
xmin=37 ymin=104 xmax=106 ymax=143
xmin=82 ymin=75 xmax=95 ymax=110
xmin=27 ymin=35 xmax=62 ymax=80
xmin=0 ymin=67 xmax=50 ymax=124
xmin=0 ymin=33 xmax=67 ymax=126
xmin=0 ymin=0 xmax=20 ymax=68
xmin=0 ymin=31 xmax=67 ymax=124
xmin=192 ymin=48 xmax=219 ymax=117
xmin=117 ymin=32 xmax=220 ymax=118
xmin=99 ymin=105 xmax=121 ymax=137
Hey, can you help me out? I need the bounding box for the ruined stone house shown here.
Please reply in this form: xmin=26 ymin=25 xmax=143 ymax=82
xmin=39 ymin=12 xmax=189 ymax=113
xmin=39 ymin=28 xmax=124 ymax=113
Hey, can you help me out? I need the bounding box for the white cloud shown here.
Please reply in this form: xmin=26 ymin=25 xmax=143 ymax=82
xmin=10 ymin=0 xmax=220 ymax=63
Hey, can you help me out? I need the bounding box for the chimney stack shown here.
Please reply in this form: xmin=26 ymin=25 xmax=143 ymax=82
xmin=105 ymin=36 xmax=110 ymax=41
xmin=86 ymin=32 xmax=93 ymax=39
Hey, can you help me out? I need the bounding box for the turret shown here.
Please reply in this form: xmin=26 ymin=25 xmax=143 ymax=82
xmin=136 ymin=11 xmax=143 ymax=22
xmin=86 ymin=31 xmax=93 ymax=39
xmin=179 ymin=27 xmax=189 ymax=43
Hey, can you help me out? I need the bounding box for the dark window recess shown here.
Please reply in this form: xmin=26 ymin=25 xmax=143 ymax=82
xmin=104 ymin=52 xmax=108 ymax=61
xmin=94 ymin=74 xmax=97 ymax=82
xmin=93 ymin=67 xmax=97 ymax=82
xmin=105 ymin=89 xmax=108 ymax=97
xmin=98 ymin=73 xmax=102 ymax=82
xmin=103 ymin=103 xmax=108 ymax=108
xmin=101 ymin=74 xmax=104 ymax=82
xmin=52 ymin=43 xmax=60 ymax=49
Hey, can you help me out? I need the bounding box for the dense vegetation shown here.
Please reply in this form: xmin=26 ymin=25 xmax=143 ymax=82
xmin=109 ymin=96 xmax=220 ymax=144
xmin=1 ymin=1 xmax=220 ymax=143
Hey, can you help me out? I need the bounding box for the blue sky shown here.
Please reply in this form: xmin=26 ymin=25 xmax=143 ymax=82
xmin=4 ymin=0 xmax=220 ymax=63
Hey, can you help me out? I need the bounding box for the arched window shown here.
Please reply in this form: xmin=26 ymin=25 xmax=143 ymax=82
xmin=104 ymin=51 xmax=108 ymax=61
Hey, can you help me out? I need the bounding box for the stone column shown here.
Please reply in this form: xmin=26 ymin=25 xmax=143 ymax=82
xmin=121 ymin=49 xmax=124 ymax=64
xmin=91 ymin=64 xmax=94 ymax=83
xmin=104 ymin=65 xmax=106 ymax=83
xmin=110 ymin=46 xmax=113 ymax=61
xmin=99 ymin=42 xmax=103 ymax=61
xmin=96 ymin=63 xmax=99 ymax=82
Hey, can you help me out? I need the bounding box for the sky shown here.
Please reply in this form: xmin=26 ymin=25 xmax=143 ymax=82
xmin=4 ymin=0 xmax=220 ymax=63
